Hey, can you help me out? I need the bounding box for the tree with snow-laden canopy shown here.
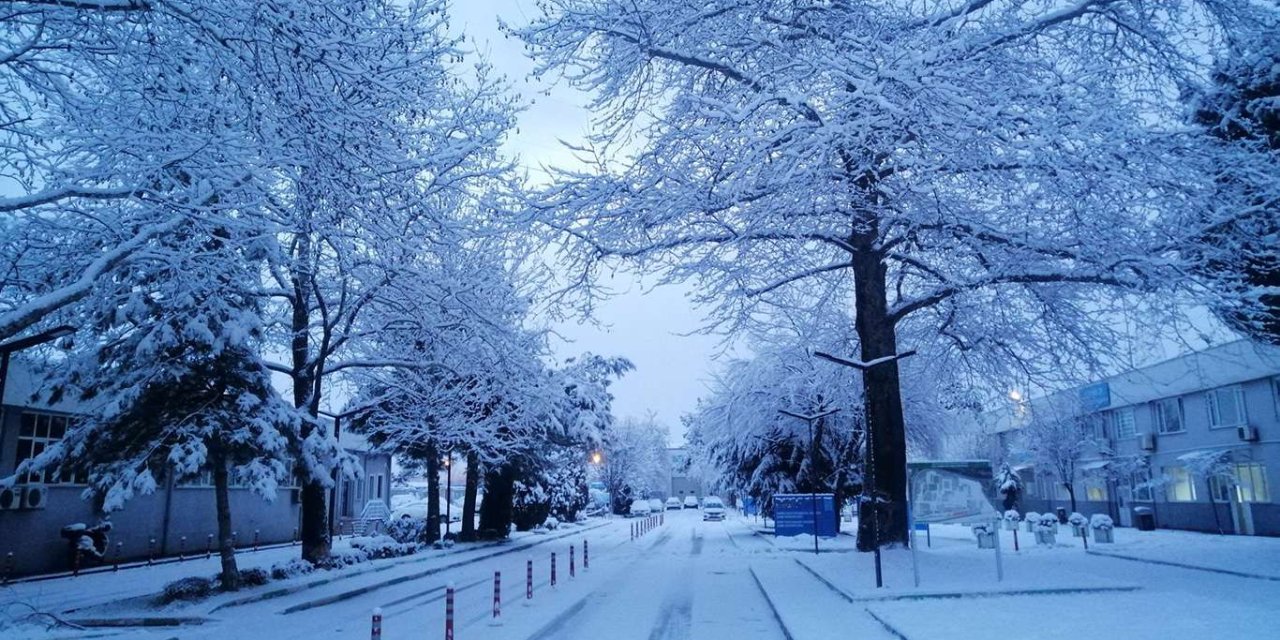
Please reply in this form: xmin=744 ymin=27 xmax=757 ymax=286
xmin=512 ymin=0 xmax=1260 ymax=548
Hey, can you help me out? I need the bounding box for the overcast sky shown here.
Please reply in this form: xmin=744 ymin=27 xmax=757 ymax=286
xmin=451 ymin=2 xmax=722 ymax=444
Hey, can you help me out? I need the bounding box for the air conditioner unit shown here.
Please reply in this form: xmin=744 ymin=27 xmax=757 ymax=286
xmin=1237 ymin=426 xmax=1260 ymax=442
xmin=0 ymin=486 xmax=21 ymax=510
xmin=1139 ymin=433 xmax=1156 ymax=451
xmin=21 ymin=484 xmax=48 ymax=510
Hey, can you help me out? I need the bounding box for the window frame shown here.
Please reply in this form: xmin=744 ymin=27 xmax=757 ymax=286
xmin=15 ymin=411 xmax=86 ymax=485
xmin=1163 ymin=466 xmax=1198 ymax=502
xmin=1153 ymin=397 xmax=1186 ymax=435
xmin=1112 ymin=407 xmax=1136 ymax=439
xmin=1211 ymin=462 xmax=1271 ymax=504
xmin=1206 ymin=385 xmax=1247 ymax=430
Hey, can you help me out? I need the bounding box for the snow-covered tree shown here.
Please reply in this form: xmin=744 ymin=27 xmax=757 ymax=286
xmin=1013 ymin=396 xmax=1102 ymax=513
xmin=512 ymin=0 xmax=1241 ymax=547
xmin=994 ymin=464 xmax=1024 ymax=512
xmin=599 ymin=416 xmax=669 ymax=514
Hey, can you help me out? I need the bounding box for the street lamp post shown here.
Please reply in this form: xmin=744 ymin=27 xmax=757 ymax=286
xmin=778 ymin=408 xmax=841 ymax=555
xmin=812 ymin=349 xmax=915 ymax=589
xmin=0 ymin=325 xmax=75 ymax=426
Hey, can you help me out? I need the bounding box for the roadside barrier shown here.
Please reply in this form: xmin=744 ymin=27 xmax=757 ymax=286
xmin=570 ymin=545 xmax=576 ymax=578
xmin=444 ymin=583 xmax=455 ymax=640
xmin=370 ymin=607 xmax=383 ymax=640
xmin=551 ymin=552 xmax=557 ymax=588
xmin=492 ymin=571 xmax=501 ymax=621
xmin=584 ymin=539 xmax=589 ymax=569
xmin=526 ymin=559 xmax=534 ymax=602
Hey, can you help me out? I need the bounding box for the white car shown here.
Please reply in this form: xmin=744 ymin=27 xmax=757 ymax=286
xmin=390 ymin=499 xmax=462 ymax=523
xmin=630 ymin=499 xmax=652 ymax=517
xmin=648 ymin=498 xmax=665 ymax=513
xmin=665 ymin=497 xmax=682 ymax=510
xmin=702 ymin=497 xmax=726 ymax=521
xmin=683 ymin=496 xmax=699 ymax=509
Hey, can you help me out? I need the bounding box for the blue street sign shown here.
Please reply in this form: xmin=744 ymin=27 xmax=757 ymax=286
xmin=774 ymin=493 xmax=837 ymax=537
xmin=1079 ymin=382 xmax=1111 ymax=411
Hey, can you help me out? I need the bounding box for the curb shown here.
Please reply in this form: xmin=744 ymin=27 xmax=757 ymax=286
xmin=68 ymin=616 xmax=215 ymax=627
xmin=863 ymin=607 xmax=911 ymax=640
xmin=747 ymin=566 xmax=795 ymax=640
xmin=1086 ymin=549 xmax=1280 ymax=582
xmin=273 ymin=521 xmax=611 ymax=614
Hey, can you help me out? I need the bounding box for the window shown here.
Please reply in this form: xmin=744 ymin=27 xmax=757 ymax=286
xmin=1082 ymin=414 xmax=1108 ymax=440
xmin=1085 ymin=480 xmax=1109 ymax=501
xmin=368 ymin=474 xmax=384 ymax=501
xmin=1164 ymin=466 xmax=1197 ymax=502
xmin=1112 ymin=407 xmax=1136 ymax=439
xmin=15 ymin=412 xmax=85 ymax=484
xmin=1153 ymin=398 xmax=1185 ymax=434
xmin=1206 ymin=385 xmax=1246 ymax=428
xmin=1210 ymin=463 xmax=1271 ymax=504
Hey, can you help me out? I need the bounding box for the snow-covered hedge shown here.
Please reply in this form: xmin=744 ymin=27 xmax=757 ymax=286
xmin=160 ymin=576 xmax=217 ymax=604
xmin=971 ymin=522 xmax=994 ymax=535
xmin=348 ymin=535 xmax=417 ymax=560
xmin=270 ymin=558 xmax=316 ymax=581
xmin=1035 ymin=513 xmax=1059 ymax=531
xmin=1090 ymin=514 xmax=1114 ymax=530
xmin=1003 ymin=510 xmax=1021 ymax=522
xmin=1068 ymin=512 xmax=1088 ymax=527
xmin=386 ymin=518 xmax=428 ymax=545
xmin=1025 ymin=511 xmax=1040 ymax=523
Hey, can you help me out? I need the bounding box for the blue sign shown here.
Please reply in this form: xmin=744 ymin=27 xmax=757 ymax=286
xmin=774 ymin=493 xmax=837 ymax=537
xmin=1079 ymin=382 xmax=1111 ymax=412
xmin=742 ymin=496 xmax=758 ymax=516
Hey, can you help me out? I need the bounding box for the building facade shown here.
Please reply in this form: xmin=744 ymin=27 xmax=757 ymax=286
xmin=0 ymin=360 xmax=389 ymax=576
xmin=990 ymin=340 xmax=1280 ymax=536
xmin=667 ymin=447 xmax=704 ymax=501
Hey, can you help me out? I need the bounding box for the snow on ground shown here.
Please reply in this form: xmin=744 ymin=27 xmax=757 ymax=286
xmin=3 ymin=512 xmax=1278 ymax=639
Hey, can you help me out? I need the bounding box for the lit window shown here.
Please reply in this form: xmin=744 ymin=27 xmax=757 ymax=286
xmin=1112 ymin=408 xmax=1136 ymax=439
xmin=1132 ymin=470 xmax=1154 ymax=502
xmin=1211 ymin=463 xmax=1270 ymax=503
xmin=1164 ymin=466 xmax=1197 ymax=502
xmin=1086 ymin=481 xmax=1108 ymax=501
xmin=1153 ymin=398 xmax=1185 ymax=434
xmin=1206 ymin=386 xmax=1246 ymax=428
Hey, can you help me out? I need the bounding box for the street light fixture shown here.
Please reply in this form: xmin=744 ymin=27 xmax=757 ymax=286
xmin=778 ymin=408 xmax=841 ymax=555
xmin=811 ymin=348 xmax=915 ymax=589
xmin=0 ymin=325 xmax=75 ymax=425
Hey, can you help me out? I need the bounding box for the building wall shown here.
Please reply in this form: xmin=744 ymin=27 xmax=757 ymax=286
xmin=1001 ymin=341 xmax=1280 ymax=537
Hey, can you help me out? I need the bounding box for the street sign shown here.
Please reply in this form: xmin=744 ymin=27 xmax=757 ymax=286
xmin=907 ymin=461 xmax=1000 ymax=524
xmin=773 ymin=493 xmax=837 ymax=536
xmin=1079 ymin=382 xmax=1111 ymax=412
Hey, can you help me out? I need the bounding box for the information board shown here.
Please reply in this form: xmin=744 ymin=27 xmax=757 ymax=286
xmin=907 ymin=461 xmax=1000 ymax=524
xmin=773 ymin=493 xmax=837 ymax=536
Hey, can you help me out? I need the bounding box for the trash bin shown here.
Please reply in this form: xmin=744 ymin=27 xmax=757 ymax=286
xmin=1056 ymin=507 xmax=1068 ymax=524
xmin=1134 ymin=506 xmax=1155 ymax=531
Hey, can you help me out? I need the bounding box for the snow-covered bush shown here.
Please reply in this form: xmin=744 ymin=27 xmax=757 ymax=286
xmin=1035 ymin=513 xmax=1059 ymax=532
xmin=971 ymin=522 xmax=994 ymax=535
xmin=1025 ymin=511 xmax=1040 ymax=523
xmin=1068 ymin=512 xmax=1088 ymax=527
xmin=238 ymin=567 xmax=270 ymax=587
xmin=1090 ymin=514 xmax=1114 ymax=530
xmin=270 ymin=558 xmax=316 ymax=581
xmin=348 ymin=535 xmax=416 ymax=560
xmin=386 ymin=518 xmax=428 ymax=545
xmin=545 ymin=516 xmax=560 ymax=530
xmin=1004 ymin=510 xmax=1020 ymax=522
xmin=160 ymin=576 xmax=217 ymax=604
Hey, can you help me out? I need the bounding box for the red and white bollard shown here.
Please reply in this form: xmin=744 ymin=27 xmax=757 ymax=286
xmin=551 ymin=552 xmax=557 ymax=588
xmin=583 ymin=539 xmax=589 ymax=569
xmin=526 ymin=559 xmax=534 ymax=603
xmin=491 ymin=571 xmax=502 ymax=625
xmin=445 ymin=583 xmax=455 ymax=640
xmin=370 ymin=607 xmax=383 ymax=640
xmin=570 ymin=545 xmax=576 ymax=578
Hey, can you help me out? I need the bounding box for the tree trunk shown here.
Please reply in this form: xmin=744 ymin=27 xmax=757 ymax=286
xmin=425 ymin=444 xmax=441 ymax=544
xmin=209 ymin=442 xmax=240 ymax=591
xmin=478 ymin=463 xmax=516 ymax=538
xmin=460 ymin=452 xmax=480 ymax=542
xmin=850 ymin=235 xmax=910 ymax=550
xmin=288 ymin=238 xmax=332 ymax=564
xmin=1065 ymin=483 xmax=1077 ymax=514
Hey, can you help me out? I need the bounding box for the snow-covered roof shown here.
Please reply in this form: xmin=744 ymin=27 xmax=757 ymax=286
xmin=1 ymin=358 xmax=89 ymax=414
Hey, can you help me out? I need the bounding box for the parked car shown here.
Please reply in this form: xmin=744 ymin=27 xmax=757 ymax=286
xmin=649 ymin=498 xmax=665 ymax=512
xmin=630 ymin=499 xmax=652 ymax=517
xmin=702 ymin=496 xmax=726 ymax=521
xmin=390 ymin=499 xmax=462 ymax=523
xmin=665 ymin=497 xmax=683 ymax=510
xmin=683 ymin=496 xmax=699 ymax=509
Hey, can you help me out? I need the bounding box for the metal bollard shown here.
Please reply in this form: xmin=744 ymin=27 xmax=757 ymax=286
xmin=113 ymin=542 xmax=122 ymax=572
xmin=253 ymin=529 xmax=260 ymax=552
xmin=72 ymin=546 xmax=81 ymax=577
xmin=526 ymin=559 xmax=534 ymax=602
xmin=444 ymin=583 xmax=455 ymax=640
xmin=147 ymin=537 xmax=156 ymax=565
xmin=492 ymin=571 xmax=502 ymax=619
xmin=206 ymin=534 xmax=213 ymax=559
xmin=370 ymin=607 xmax=383 ymax=640
xmin=231 ymin=531 xmax=238 ymax=549
xmin=293 ymin=527 xmax=299 ymax=545
xmin=584 ymin=539 xmax=589 ymax=570
xmin=570 ymin=545 xmax=575 ymax=578
xmin=178 ymin=535 xmax=186 ymax=561
xmin=551 ymin=552 xmax=557 ymax=588
xmin=3 ymin=552 xmax=13 ymax=583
